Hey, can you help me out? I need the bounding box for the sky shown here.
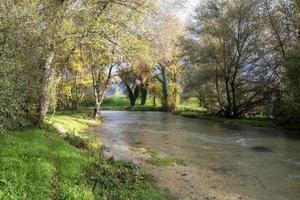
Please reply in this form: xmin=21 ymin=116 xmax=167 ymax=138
xmin=177 ymin=0 xmax=199 ymax=24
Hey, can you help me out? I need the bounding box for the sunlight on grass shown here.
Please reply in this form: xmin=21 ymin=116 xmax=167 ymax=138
xmin=101 ymin=96 xmax=162 ymax=111
xmin=47 ymin=113 xmax=99 ymax=135
xmin=0 ymin=130 xmax=94 ymax=199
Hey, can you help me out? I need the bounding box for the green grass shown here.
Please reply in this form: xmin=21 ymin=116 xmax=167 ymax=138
xmin=101 ymin=96 xmax=201 ymax=112
xmin=177 ymin=97 xmax=205 ymax=112
xmin=0 ymin=109 xmax=174 ymax=200
xmin=0 ymin=129 xmax=94 ymax=199
xmin=101 ymin=96 xmax=163 ymax=111
xmin=47 ymin=108 xmax=99 ymax=134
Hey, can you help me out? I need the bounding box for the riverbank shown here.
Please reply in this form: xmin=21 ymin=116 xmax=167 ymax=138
xmin=173 ymin=109 xmax=278 ymax=129
xmin=174 ymin=109 xmax=300 ymax=132
xmin=101 ymin=97 xmax=280 ymax=130
xmin=0 ymin=109 xmax=173 ymax=200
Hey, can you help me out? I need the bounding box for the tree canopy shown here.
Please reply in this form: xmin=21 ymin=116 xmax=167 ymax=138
xmin=0 ymin=0 xmax=299 ymax=129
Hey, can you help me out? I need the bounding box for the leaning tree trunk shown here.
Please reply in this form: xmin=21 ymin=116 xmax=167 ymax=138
xmin=92 ymin=63 xmax=114 ymax=119
xmin=93 ymin=89 xmax=107 ymax=119
xmin=37 ymin=50 xmax=55 ymax=126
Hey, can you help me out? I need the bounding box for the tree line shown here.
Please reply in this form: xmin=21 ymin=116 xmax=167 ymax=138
xmin=0 ymin=0 xmax=185 ymax=129
xmin=0 ymin=0 xmax=299 ymax=130
xmin=183 ymin=0 xmax=300 ymax=126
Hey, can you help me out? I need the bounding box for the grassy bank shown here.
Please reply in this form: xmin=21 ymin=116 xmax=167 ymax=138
xmin=174 ymin=109 xmax=277 ymax=129
xmin=0 ymin=109 xmax=173 ymax=200
xmin=101 ymin=96 xmax=163 ymax=111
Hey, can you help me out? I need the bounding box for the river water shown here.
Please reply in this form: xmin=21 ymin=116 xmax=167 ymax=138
xmin=94 ymin=111 xmax=300 ymax=200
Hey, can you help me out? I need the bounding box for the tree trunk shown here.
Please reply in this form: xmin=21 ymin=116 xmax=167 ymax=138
xmin=141 ymin=87 xmax=148 ymax=105
xmin=93 ymin=101 xmax=100 ymax=119
xmin=91 ymin=63 xmax=114 ymax=119
xmin=73 ymin=71 xmax=79 ymax=110
xmin=161 ymin=67 xmax=169 ymax=111
xmin=127 ymin=85 xmax=135 ymax=106
xmin=231 ymin=81 xmax=238 ymax=118
xmin=215 ymin=68 xmax=224 ymax=113
xmin=224 ymin=78 xmax=233 ymax=118
xmin=37 ymin=50 xmax=55 ymax=125
xmin=91 ymin=63 xmax=100 ymax=119
xmin=153 ymin=95 xmax=156 ymax=107
xmin=93 ymin=82 xmax=100 ymax=119
xmin=126 ymin=84 xmax=139 ymax=107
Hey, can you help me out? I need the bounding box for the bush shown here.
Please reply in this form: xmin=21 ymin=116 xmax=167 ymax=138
xmin=81 ymin=93 xmax=95 ymax=107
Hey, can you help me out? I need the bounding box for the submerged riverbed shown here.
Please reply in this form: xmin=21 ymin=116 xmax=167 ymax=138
xmin=93 ymin=111 xmax=300 ymax=200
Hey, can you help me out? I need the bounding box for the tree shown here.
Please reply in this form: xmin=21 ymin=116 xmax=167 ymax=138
xmin=56 ymin=47 xmax=92 ymax=111
xmin=151 ymin=13 xmax=185 ymax=111
xmin=0 ymin=0 xmax=63 ymax=127
xmin=274 ymin=0 xmax=300 ymax=128
xmin=92 ymin=0 xmax=155 ymax=113
xmin=183 ymin=0 xmax=292 ymax=118
xmin=90 ymin=45 xmax=116 ymax=118
xmin=0 ymin=0 xmax=157 ymax=127
xmin=148 ymin=81 xmax=162 ymax=107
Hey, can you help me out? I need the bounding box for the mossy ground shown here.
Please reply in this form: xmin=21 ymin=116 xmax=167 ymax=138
xmin=0 ymin=109 xmax=174 ymax=200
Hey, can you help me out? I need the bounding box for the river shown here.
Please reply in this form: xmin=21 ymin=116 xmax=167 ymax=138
xmin=92 ymin=111 xmax=300 ymax=200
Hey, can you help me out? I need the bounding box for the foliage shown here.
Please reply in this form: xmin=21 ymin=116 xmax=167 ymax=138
xmin=0 ymin=0 xmax=158 ymax=128
xmin=182 ymin=0 xmax=298 ymax=118
xmin=285 ymin=48 xmax=300 ymax=102
xmin=275 ymin=47 xmax=300 ymax=129
xmin=151 ymin=13 xmax=185 ymax=111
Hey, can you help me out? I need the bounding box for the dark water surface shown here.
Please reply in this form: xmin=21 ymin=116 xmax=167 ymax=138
xmin=98 ymin=111 xmax=300 ymax=200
